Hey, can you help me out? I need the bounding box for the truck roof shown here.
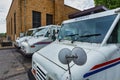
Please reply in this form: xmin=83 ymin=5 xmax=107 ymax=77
xmin=42 ymin=25 xmax=61 ymax=28
xmin=28 ymin=28 xmax=37 ymax=31
xmin=63 ymin=8 xmax=120 ymax=24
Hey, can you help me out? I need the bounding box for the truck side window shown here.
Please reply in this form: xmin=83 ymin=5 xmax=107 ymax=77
xmin=45 ymin=31 xmax=50 ymax=37
xmin=51 ymin=29 xmax=56 ymax=41
xmin=117 ymin=21 xmax=120 ymax=43
xmin=107 ymin=20 xmax=120 ymax=43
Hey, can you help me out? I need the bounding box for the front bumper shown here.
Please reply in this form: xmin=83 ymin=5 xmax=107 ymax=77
xmin=27 ymin=68 xmax=36 ymax=80
xmin=14 ymin=42 xmax=21 ymax=49
xmin=19 ymin=49 xmax=33 ymax=57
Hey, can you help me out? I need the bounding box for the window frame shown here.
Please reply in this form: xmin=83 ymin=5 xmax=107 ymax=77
xmin=46 ymin=14 xmax=53 ymax=25
xmin=32 ymin=11 xmax=41 ymax=28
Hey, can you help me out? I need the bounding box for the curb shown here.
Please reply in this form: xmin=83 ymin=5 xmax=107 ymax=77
xmin=0 ymin=47 xmax=15 ymax=50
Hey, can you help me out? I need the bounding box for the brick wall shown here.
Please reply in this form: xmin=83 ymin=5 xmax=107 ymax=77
xmin=6 ymin=0 xmax=80 ymax=41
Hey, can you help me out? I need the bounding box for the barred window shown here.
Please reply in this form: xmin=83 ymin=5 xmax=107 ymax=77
xmin=46 ymin=14 xmax=53 ymax=25
xmin=32 ymin=11 xmax=41 ymax=28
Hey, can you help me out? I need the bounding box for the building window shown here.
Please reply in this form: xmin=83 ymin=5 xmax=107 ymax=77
xmin=14 ymin=13 xmax=16 ymax=34
xmin=32 ymin=11 xmax=41 ymax=28
xmin=46 ymin=14 xmax=53 ymax=25
xmin=11 ymin=18 xmax=12 ymax=35
xmin=9 ymin=22 xmax=10 ymax=34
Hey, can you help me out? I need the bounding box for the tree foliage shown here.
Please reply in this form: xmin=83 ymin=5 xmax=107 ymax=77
xmin=0 ymin=33 xmax=6 ymax=37
xmin=94 ymin=0 xmax=120 ymax=9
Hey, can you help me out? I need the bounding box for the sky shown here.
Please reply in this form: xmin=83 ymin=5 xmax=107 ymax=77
xmin=0 ymin=0 xmax=12 ymax=33
xmin=0 ymin=0 xmax=95 ymax=33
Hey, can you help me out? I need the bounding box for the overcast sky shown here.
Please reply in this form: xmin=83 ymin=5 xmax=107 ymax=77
xmin=0 ymin=0 xmax=95 ymax=33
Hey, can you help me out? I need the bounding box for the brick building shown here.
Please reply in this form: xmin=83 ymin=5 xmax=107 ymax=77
xmin=6 ymin=0 xmax=79 ymax=41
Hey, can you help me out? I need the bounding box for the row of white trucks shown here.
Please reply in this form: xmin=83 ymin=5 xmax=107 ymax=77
xmin=15 ymin=8 xmax=120 ymax=80
xmin=14 ymin=25 xmax=60 ymax=55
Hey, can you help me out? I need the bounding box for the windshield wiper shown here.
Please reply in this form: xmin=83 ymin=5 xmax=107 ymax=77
xmin=60 ymin=33 xmax=101 ymax=43
xmin=65 ymin=34 xmax=79 ymax=43
xmin=66 ymin=34 xmax=79 ymax=37
xmin=80 ymin=33 xmax=101 ymax=38
xmin=71 ymin=33 xmax=101 ymax=43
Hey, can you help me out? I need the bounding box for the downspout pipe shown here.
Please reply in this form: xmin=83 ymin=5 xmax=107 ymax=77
xmin=54 ymin=0 xmax=55 ymax=24
xmin=24 ymin=0 xmax=26 ymax=32
xmin=20 ymin=0 xmax=22 ymax=33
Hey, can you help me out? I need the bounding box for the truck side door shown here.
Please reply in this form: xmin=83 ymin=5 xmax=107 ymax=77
xmin=107 ymin=20 xmax=120 ymax=80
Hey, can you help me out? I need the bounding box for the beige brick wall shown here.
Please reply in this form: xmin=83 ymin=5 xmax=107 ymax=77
xmin=24 ymin=0 xmax=54 ymax=31
xmin=6 ymin=0 xmax=80 ymax=41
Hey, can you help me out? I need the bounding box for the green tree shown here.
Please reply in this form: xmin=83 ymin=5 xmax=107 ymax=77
xmin=0 ymin=33 xmax=6 ymax=37
xmin=94 ymin=0 xmax=120 ymax=9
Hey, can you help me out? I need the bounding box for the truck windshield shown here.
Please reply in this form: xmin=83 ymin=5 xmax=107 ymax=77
xmin=31 ymin=28 xmax=45 ymax=36
xmin=34 ymin=28 xmax=48 ymax=37
xmin=26 ymin=30 xmax=34 ymax=36
xmin=58 ymin=14 xmax=117 ymax=43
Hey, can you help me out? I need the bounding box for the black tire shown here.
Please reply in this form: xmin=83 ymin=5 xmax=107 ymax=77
xmin=27 ymin=68 xmax=36 ymax=80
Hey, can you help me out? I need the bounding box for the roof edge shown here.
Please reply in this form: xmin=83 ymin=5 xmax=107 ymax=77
xmin=64 ymin=4 xmax=80 ymax=11
xmin=6 ymin=0 xmax=14 ymax=19
xmin=69 ymin=5 xmax=108 ymax=19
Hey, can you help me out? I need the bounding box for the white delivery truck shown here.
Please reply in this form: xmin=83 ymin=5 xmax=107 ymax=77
xmin=20 ymin=25 xmax=60 ymax=56
xmin=14 ymin=27 xmax=44 ymax=49
xmin=28 ymin=8 xmax=120 ymax=80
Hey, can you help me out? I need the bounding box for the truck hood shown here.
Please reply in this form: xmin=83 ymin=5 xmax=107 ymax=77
xmin=34 ymin=40 xmax=118 ymax=79
xmin=36 ymin=41 xmax=96 ymax=70
xmin=16 ymin=36 xmax=31 ymax=42
xmin=27 ymin=36 xmax=50 ymax=45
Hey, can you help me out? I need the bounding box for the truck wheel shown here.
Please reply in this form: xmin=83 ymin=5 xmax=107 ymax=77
xmin=27 ymin=68 xmax=36 ymax=80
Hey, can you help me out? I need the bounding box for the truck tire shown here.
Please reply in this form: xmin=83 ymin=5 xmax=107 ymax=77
xmin=27 ymin=68 xmax=36 ymax=80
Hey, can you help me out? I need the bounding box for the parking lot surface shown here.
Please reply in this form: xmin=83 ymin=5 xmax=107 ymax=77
xmin=0 ymin=48 xmax=31 ymax=80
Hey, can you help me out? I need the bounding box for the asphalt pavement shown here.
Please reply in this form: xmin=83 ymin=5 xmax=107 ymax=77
xmin=0 ymin=48 xmax=31 ymax=80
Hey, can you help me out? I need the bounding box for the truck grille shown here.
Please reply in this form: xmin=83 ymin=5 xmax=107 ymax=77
xmin=36 ymin=66 xmax=47 ymax=80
